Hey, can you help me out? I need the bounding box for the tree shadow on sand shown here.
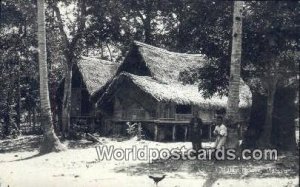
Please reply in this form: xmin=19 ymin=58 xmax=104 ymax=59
xmin=0 ymin=135 xmax=99 ymax=163
xmin=0 ymin=136 xmax=42 ymax=153
xmin=114 ymin=158 xmax=299 ymax=187
xmin=8 ymin=152 xmax=44 ymax=162
xmin=0 ymin=135 xmax=99 ymax=154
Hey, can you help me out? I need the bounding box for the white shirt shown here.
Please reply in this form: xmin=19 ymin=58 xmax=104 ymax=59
xmin=214 ymin=124 xmax=227 ymax=137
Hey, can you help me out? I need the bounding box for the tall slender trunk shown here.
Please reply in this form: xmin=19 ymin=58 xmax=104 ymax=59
xmin=106 ymin=43 xmax=113 ymax=61
xmin=3 ymin=96 xmax=11 ymax=138
xmin=144 ymin=16 xmax=152 ymax=44
xmin=37 ymin=0 xmax=65 ymax=153
xmin=176 ymin=3 xmax=185 ymax=52
xmin=16 ymin=60 xmax=21 ymax=130
xmin=177 ymin=17 xmax=185 ymax=52
xmin=226 ymin=1 xmax=243 ymax=149
xmin=50 ymin=0 xmax=86 ymax=139
xmin=16 ymin=26 xmax=24 ymax=131
xmin=3 ymin=79 xmax=13 ymax=137
xmin=61 ymin=63 xmax=72 ymax=138
xmin=33 ymin=109 xmax=36 ymax=133
xmin=258 ymin=78 xmax=277 ymax=148
xmin=144 ymin=0 xmax=152 ymax=44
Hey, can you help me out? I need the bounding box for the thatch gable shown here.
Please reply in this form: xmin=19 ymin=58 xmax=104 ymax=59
xmin=77 ymin=56 xmax=119 ymax=95
xmin=135 ymin=41 xmax=206 ymax=83
xmin=118 ymin=41 xmax=206 ymax=84
xmin=99 ymin=72 xmax=252 ymax=110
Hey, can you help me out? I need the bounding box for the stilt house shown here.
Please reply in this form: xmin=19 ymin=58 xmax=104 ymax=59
xmin=96 ymin=41 xmax=252 ymax=141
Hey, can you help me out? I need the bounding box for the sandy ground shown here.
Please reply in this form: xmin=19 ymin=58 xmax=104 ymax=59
xmin=0 ymin=135 xmax=298 ymax=187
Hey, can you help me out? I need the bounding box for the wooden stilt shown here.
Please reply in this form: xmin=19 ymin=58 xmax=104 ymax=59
xmin=184 ymin=126 xmax=188 ymax=141
xmin=172 ymin=125 xmax=176 ymax=141
xmin=154 ymin=124 xmax=158 ymax=141
xmin=137 ymin=123 xmax=142 ymax=140
xmin=209 ymin=124 xmax=212 ymax=141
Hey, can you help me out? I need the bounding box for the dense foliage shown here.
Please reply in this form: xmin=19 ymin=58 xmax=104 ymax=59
xmin=1 ymin=1 xmax=298 ymax=150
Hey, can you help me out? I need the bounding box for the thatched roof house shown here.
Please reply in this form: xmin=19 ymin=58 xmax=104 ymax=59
xmin=97 ymin=41 xmax=252 ymax=141
xmin=98 ymin=41 xmax=251 ymax=110
xmin=56 ymin=56 xmax=119 ymax=132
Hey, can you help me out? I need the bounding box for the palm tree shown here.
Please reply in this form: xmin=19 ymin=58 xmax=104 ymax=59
xmin=226 ymin=1 xmax=243 ymax=149
xmin=37 ymin=0 xmax=65 ymax=153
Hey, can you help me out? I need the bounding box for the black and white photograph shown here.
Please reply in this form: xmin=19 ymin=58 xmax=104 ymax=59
xmin=0 ymin=0 xmax=299 ymax=186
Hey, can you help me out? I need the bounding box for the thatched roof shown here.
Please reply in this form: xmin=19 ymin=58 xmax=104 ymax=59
xmin=77 ymin=56 xmax=118 ymax=95
xmin=100 ymin=72 xmax=251 ymax=109
xmin=119 ymin=41 xmax=206 ymax=83
xmin=98 ymin=41 xmax=252 ymax=109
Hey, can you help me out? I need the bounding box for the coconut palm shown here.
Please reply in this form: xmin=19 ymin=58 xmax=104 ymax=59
xmin=37 ymin=0 xmax=65 ymax=153
xmin=226 ymin=1 xmax=243 ymax=149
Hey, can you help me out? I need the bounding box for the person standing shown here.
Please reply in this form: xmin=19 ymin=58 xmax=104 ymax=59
xmin=190 ymin=111 xmax=203 ymax=152
xmin=213 ymin=116 xmax=227 ymax=149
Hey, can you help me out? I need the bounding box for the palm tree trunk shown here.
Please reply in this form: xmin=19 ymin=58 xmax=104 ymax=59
xmin=37 ymin=0 xmax=65 ymax=153
xmin=226 ymin=1 xmax=243 ymax=149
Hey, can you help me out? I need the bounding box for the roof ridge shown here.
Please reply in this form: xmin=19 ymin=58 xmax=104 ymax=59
xmin=80 ymin=56 xmax=115 ymax=65
xmin=133 ymin=41 xmax=205 ymax=57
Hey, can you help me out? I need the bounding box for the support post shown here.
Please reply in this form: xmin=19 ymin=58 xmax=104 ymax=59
xmin=209 ymin=124 xmax=212 ymax=141
xmin=137 ymin=122 xmax=142 ymax=141
xmin=154 ymin=124 xmax=158 ymax=141
xmin=172 ymin=125 xmax=176 ymax=141
xmin=184 ymin=125 xmax=188 ymax=141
